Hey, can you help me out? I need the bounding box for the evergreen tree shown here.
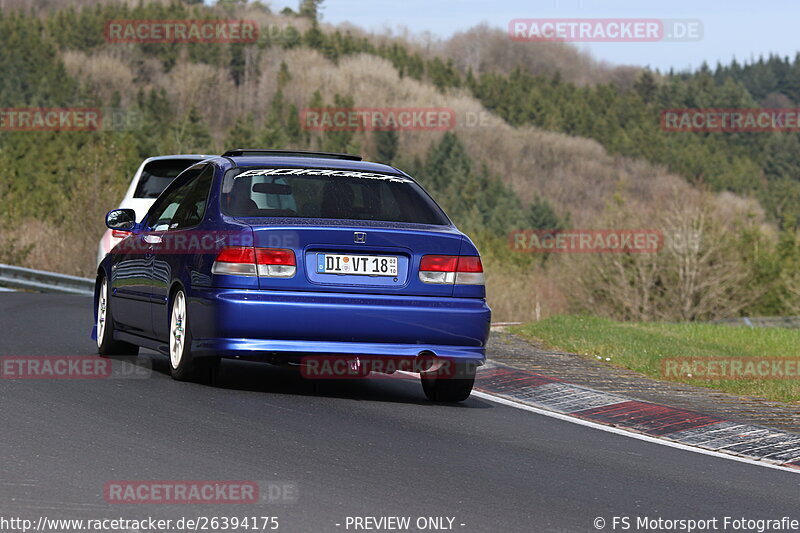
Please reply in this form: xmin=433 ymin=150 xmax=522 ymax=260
xmin=176 ymin=107 xmax=213 ymax=152
xmin=633 ymin=70 xmax=658 ymax=104
xmin=260 ymin=92 xmax=288 ymax=149
xmin=285 ymin=104 xmax=305 ymax=145
xmin=230 ymin=43 xmax=246 ymax=86
xmin=319 ymin=93 xmax=356 ymax=153
xmin=226 ymin=113 xmax=258 ymax=149
xmin=418 ymin=133 xmax=527 ymax=236
xmin=303 ymin=21 xmax=325 ymax=50
xmin=131 ymin=88 xmax=174 ymax=157
xmin=374 ymin=130 xmax=399 ymax=164
xmin=298 ymin=0 xmax=323 ymax=21
xmin=526 ymin=196 xmax=569 ymax=230
xmin=278 ymin=61 xmax=292 ymax=89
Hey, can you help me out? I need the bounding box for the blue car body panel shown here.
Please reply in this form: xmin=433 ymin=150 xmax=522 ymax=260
xmin=95 ymin=154 xmax=491 ymax=365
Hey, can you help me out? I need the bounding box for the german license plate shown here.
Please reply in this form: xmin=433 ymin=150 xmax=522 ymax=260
xmin=317 ymin=253 xmax=398 ymax=276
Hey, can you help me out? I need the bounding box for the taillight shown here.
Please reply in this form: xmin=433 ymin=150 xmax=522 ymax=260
xmin=212 ymin=247 xmax=257 ymax=276
xmin=419 ymin=255 xmax=484 ymax=285
xmin=111 ymin=230 xmax=131 ymax=239
xmin=454 ymin=256 xmax=484 ymax=285
xmin=420 ymin=255 xmax=458 ymax=272
xmin=212 ymin=247 xmax=296 ymax=278
xmin=255 ymin=248 xmax=296 ymax=278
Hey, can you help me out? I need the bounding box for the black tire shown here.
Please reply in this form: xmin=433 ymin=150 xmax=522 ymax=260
xmin=420 ymin=361 xmax=476 ymax=402
xmin=168 ymin=289 xmax=219 ymax=384
xmin=96 ymin=275 xmax=139 ymax=357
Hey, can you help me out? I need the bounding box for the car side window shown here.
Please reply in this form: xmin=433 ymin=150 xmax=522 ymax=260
xmin=174 ymin=165 xmax=215 ymax=229
xmin=146 ymin=168 xmax=203 ymax=231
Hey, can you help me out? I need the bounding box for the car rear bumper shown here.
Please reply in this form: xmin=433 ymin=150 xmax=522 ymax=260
xmin=188 ymin=288 xmax=490 ymax=363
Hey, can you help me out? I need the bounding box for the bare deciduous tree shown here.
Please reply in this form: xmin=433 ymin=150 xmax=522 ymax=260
xmin=566 ymin=194 xmax=768 ymax=321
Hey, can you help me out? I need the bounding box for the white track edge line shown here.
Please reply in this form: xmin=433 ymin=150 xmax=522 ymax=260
xmin=470 ymin=389 xmax=800 ymax=475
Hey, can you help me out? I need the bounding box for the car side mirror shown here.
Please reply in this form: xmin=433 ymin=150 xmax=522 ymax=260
xmin=106 ymin=208 xmax=137 ymax=231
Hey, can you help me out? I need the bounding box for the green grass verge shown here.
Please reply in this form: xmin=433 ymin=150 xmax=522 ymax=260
xmin=511 ymin=315 xmax=800 ymax=403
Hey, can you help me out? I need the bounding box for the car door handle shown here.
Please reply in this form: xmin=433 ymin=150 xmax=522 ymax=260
xmin=143 ymin=235 xmax=162 ymax=244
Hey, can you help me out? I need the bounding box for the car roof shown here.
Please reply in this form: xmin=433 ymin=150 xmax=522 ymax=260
xmin=220 ymin=155 xmax=406 ymax=176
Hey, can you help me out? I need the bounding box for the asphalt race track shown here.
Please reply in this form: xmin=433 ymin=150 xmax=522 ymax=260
xmin=2 ymin=293 xmax=800 ymax=533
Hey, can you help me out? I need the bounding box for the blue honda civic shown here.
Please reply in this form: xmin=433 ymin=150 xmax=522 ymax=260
xmin=94 ymin=150 xmax=491 ymax=401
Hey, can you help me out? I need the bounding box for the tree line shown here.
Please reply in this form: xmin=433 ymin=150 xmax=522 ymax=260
xmin=4 ymin=1 xmax=800 ymax=320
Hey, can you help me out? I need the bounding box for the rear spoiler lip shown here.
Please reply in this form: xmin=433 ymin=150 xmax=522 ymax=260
xmin=222 ymin=149 xmax=362 ymax=161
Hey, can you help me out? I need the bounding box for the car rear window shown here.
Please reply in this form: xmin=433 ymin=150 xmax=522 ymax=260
xmin=134 ymin=159 xmax=203 ymax=199
xmin=220 ymin=168 xmax=450 ymax=225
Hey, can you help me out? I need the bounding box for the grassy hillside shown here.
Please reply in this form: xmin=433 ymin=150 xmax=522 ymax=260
xmin=1 ymin=0 xmax=799 ymax=322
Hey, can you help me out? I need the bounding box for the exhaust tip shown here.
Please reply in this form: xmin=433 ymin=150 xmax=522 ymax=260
xmin=416 ymin=351 xmax=442 ymax=373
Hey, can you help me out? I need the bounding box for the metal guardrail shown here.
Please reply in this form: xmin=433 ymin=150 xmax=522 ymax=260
xmin=0 ymin=264 xmax=94 ymax=296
